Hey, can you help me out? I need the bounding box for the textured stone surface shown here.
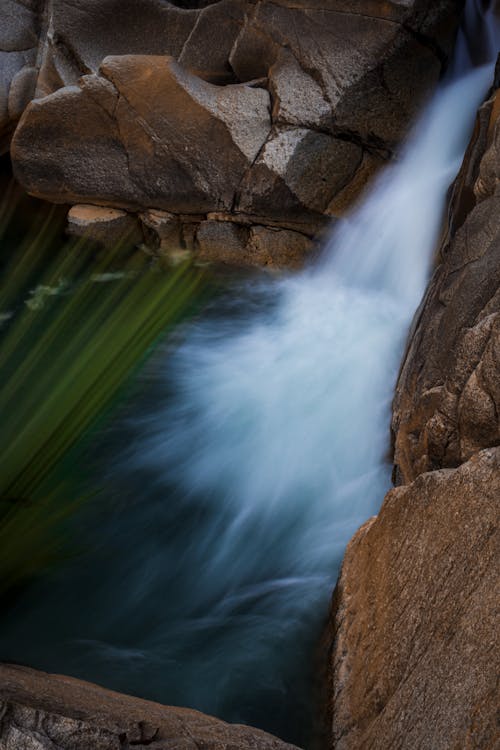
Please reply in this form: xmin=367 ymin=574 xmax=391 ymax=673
xmin=0 ymin=664 xmax=300 ymax=750
xmin=392 ymin=77 xmax=500 ymax=484
xmin=12 ymin=55 xmax=272 ymax=213
xmin=325 ymin=448 xmax=500 ymax=750
xmin=0 ymin=0 xmax=40 ymax=152
xmin=67 ymin=204 xmax=142 ymax=246
xmin=196 ymin=220 xmax=315 ymax=268
xmin=3 ymin=0 xmax=463 ymax=266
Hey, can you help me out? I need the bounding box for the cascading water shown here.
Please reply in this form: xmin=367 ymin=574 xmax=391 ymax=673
xmin=1 ymin=3 xmax=498 ymax=747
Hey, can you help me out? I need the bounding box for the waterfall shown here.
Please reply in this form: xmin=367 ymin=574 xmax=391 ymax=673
xmin=1 ymin=3 xmax=498 ymax=747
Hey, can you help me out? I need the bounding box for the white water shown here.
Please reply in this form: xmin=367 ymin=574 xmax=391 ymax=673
xmin=2 ymin=4 xmax=498 ymax=747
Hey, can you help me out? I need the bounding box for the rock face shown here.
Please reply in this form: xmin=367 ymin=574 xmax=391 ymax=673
xmin=0 ymin=663 xmax=300 ymax=750
xmin=325 ymin=448 xmax=499 ymax=750
xmin=2 ymin=0 xmax=463 ymax=267
xmin=392 ymin=65 xmax=500 ymax=484
xmin=0 ymin=0 xmax=40 ymax=153
xmin=325 ymin=61 xmax=500 ymax=750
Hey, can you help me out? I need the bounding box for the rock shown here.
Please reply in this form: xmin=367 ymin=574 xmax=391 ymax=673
xmin=140 ymin=209 xmax=182 ymax=253
xmin=179 ymin=0 xmax=251 ymax=83
xmin=246 ymin=225 xmax=315 ymax=269
xmin=0 ymin=0 xmax=40 ymax=152
xmin=228 ymin=0 xmax=456 ymax=147
xmin=12 ymin=55 xmax=272 ymax=213
xmin=196 ymin=220 xmax=315 ymax=268
xmin=324 ymin=448 xmax=500 ymax=750
xmin=0 ymin=663 xmax=300 ymax=750
xmin=392 ymin=76 xmax=500 ymax=484
xmin=67 ymin=204 xmax=142 ymax=247
xmin=35 ymin=0 xmax=198 ymax=95
xmin=4 ymin=0 xmax=463 ymax=267
xmin=268 ymin=50 xmax=331 ymax=130
xmin=197 ymin=220 xmax=249 ymax=264
xmin=237 ymin=128 xmax=363 ymax=221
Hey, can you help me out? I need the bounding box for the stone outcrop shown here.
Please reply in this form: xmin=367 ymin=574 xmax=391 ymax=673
xmin=0 ymin=663 xmax=300 ymax=750
xmin=67 ymin=205 xmax=142 ymax=246
xmin=0 ymin=0 xmax=41 ymax=153
xmin=325 ymin=59 xmax=500 ymax=750
xmin=2 ymin=0 xmax=463 ymax=267
xmin=392 ymin=63 xmax=500 ymax=484
xmin=324 ymin=448 xmax=499 ymax=750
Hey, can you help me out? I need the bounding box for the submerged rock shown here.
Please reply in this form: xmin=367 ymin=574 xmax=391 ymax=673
xmin=0 ymin=664 xmax=300 ymax=750
xmin=3 ymin=0 xmax=463 ymax=267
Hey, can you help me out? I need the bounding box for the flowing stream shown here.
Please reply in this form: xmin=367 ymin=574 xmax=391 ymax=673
xmin=1 ymin=3 xmax=498 ymax=747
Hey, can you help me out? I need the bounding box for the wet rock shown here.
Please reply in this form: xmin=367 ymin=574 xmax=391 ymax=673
xmin=67 ymin=204 xmax=142 ymax=247
xmin=12 ymin=55 xmax=272 ymax=213
xmin=392 ymin=78 xmax=500 ymax=484
xmin=325 ymin=447 xmax=500 ymax=750
xmin=0 ymin=663 xmax=300 ymax=750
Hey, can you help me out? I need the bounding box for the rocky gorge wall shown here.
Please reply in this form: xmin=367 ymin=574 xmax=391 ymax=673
xmin=2 ymin=0 xmax=464 ymax=267
xmin=324 ymin=57 xmax=500 ymax=750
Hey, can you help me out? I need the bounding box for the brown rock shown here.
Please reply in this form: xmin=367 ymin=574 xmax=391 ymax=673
xmin=0 ymin=0 xmax=40 ymax=152
xmin=12 ymin=55 xmax=272 ymax=213
xmin=246 ymin=225 xmax=315 ymax=269
xmin=67 ymin=204 xmax=142 ymax=247
xmin=229 ymin=0 xmax=456 ymax=147
xmin=35 ymin=0 xmax=198 ymax=94
xmin=4 ymin=0 xmax=463 ymax=267
xmin=196 ymin=220 xmax=315 ymax=268
xmin=325 ymin=448 xmax=500 ymax=750
xmin=140 ymin=209 xmax=182 ymax=253
xmin=392 ymin=80 xmax=500 ymax=484
xmin=237 ymin=128 xmax=363 ymax=221
xmin=0 ymin=663 xmax=300 ymax=750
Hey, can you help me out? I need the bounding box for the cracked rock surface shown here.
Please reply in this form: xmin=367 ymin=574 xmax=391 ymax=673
xmin=2 ymin=0 xmax=463 ymax=267
xmin=324 ymin=447 xmax=499 ymax=750
xmin=0 ymin=664 xmax=300 ymax=750
xmin=392 ymin=62 xmax=500 ymax=484
xmin=324 ymin=60 xmax=500 ymax=750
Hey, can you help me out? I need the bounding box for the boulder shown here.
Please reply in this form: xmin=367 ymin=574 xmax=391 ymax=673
xmin=228 ymin=0 xmax=455 ymax=147
xmin=392 ymin=75 xmax=500 ymax=484
xmin=67 ymin=204 xmax=142 ymax=247
xmin=196 ymin=219 xmax=315 ymax=268
xmin=236 ymin=128 xmax=363 ymax=221
xmin=0 ymin=663 xmax=300 ymax=750
xmin=35 ymin=0 xmax=198 ymax=95
xmin=5 ymin=0 xmax=463 ymax=266
xmin=0 ymin=0 xmax=40 ymax=152
xmin=12 ymin=55 xmax=272 ymax=213
xmin=324 ymin=448 xmax=500 ymax=750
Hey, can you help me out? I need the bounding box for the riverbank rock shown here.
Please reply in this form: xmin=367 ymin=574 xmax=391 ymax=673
xmin=324 ymin=448 xmax=499 ymax=750
xmin=67 ymin=205 xmax=142 ymax=247
xmin=325 ymin=60 xmax=500 ymax=749
xmin=0 ymin=0 xmax=40 ymax=153
xmin=3 ymin=0 xmax=463 ymax=267
xmin=0 ymin=663 xmax=300 ymax=750
xmin=392 ymin=63 xmax=500 ymax=484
